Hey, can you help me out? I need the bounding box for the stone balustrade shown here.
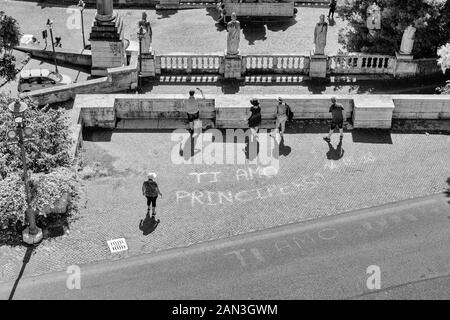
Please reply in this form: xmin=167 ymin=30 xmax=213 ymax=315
xmin=244 ymin=55 xmax=310 ymax=74
xmin=328 ymin=54 xmax=395 ymax=75
xmin=157 ymin=54 xmax=223 ymax=74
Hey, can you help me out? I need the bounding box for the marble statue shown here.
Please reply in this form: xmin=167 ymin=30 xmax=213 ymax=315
xmin=138 ymin=12 xmax=152 ymax=53
xmin=226 ymin=12 xmax=241 ymax=56
xmin=400 ymin=25 xmax=416 ymax=55
xmin=366 ymin=2 xmax=381 ymax=31
xmin=314 ymin=14 xmax=328 ymax=55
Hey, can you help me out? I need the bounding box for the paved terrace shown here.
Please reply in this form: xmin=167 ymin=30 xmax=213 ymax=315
xmin=0 ymin=127 xmax=449 ymax=283
xmin=2 ymin=1 xmax=345 ymax=55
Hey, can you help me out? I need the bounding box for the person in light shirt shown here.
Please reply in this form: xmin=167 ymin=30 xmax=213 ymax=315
xmin=185 ymin=88 xmax=204 ymax=134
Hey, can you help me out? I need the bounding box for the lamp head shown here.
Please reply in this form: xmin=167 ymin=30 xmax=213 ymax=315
xmin=8 ymin=100 xmax=28 ymax=117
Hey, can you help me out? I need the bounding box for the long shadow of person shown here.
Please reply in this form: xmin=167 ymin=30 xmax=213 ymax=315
xmin=326 ymin=138 xmax=344 ymax=160
xmin=244 ymin=136 xmax=260 ymax=161
xmin=278 ymin=136 xmax=291 ymax=157
xmin=139 ymin=212 xmax=160 ymax=236
xmin=179 ymin=132 xmax=202 ymax=161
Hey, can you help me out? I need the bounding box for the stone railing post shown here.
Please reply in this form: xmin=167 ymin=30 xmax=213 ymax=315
xmin=393 ymin=52 xmax=417 ymax=78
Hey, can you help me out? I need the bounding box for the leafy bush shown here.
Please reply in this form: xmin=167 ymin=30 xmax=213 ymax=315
xmin=337 ymin=0 xmax=450 ymax=58
xmin=0 ymin=94 xmax=73 ymax=179
xmin=0 ymin=167 xmax=78 ymax=229
xmin=437 ymin=43 xmax=450 ymax=73
xmin=0 ymin=54 xmax=16 ymax=81
xmin=437 ymin=43 xmax=450 ymax=94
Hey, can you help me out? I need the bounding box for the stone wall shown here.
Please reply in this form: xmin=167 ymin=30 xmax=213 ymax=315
xmin=20 ymin=52 xmax=139 ymax=106
xmin=392 ymin=95 xmax=450 ymax=119
xmin=14 ymin=46 xmax=92 ymax=68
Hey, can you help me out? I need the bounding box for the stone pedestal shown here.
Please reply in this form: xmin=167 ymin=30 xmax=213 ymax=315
xmin=309 ymin=54 xmax=327 ymax=78
xmin=352 ymin=95 xmax=394 ymax=129
xmin=89 ymin=12 xmax=126 ymax=76
xmin=224 ymin=54 xmax=242 ymax=80
xmin=140 ymin=50 xmax=156 ymax=77
xmin=393 ymin=52 xmax=417 ymax=78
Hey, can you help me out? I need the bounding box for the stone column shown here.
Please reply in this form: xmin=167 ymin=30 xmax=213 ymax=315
xmin=89 ymin=0 xmax=127 ymax=76
xmin=95 ymin=0 xmax=114 ymax=22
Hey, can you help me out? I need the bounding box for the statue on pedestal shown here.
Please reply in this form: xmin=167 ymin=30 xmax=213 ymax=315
xmin=399 ymin=25 xmax=416 ymax=55
xmin=313 ymin=14 xmax=328 ymax=55
xmin=366 ymin=2 xmax=381 ymax=34
xmin=226 ymin=12 xmax=240 ymax=56
xmin=138 ymin=12 xmax=152 ymax=53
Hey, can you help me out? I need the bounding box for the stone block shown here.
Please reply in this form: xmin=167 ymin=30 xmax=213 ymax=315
xmin=224 ymin=55 xmax=243 ymax=79
xmin=309 ymin=55 xmax=328 ymax=78
xmin=353 ymin=95 xmax=394 ymax=129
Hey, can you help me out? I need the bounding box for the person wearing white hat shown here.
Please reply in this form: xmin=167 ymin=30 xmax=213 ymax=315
xmin=142 ymin=172 xmax=162 ymax=217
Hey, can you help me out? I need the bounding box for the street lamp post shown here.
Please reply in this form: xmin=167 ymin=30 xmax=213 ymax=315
xmin=137 ymin=26 xmax=146 ymax=92
xmin=46 ymin=19 xmax=59 ymax=74
xmin=77 ymin=0 xmax=86 ymax=50
xmin=7 ymin=100 xmax=42 ymax=245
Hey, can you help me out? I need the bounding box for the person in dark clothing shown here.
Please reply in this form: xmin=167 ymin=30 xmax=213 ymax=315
xmin=142 ymin=172 xmax=162 ymax=217
xmin=328 ymin=0 xmax=337 ymax=19
xmin=324 ymin=97 xmax=344 ymax=141
xmin=248 ymin=98 xmax=262 ymax=143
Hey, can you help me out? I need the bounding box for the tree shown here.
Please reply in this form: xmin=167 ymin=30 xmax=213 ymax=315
xmin=0 ymin=11 xmax=21 ymax=81
xmin=337 ymin=0 xmax=450 ymax=58
xmin=0 ymin=11 xmax=21 ymax=56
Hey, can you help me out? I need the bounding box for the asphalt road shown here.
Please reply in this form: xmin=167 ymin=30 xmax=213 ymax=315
xmin=1 ymin=193 xmax=449 ymax=300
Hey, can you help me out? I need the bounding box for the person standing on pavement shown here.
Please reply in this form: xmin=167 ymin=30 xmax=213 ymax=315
xmin=142 ymin=172 xmax=162 ymax=218
xmin=328 ymin=0 xmax=337 ymax=19
xmin=185 ymin=88 xmax=204 ymax=135
xmin=248 ymin=98 xmax=262 ymax=143
xmin=324 ymin=97 xmax=345 ymax=141
xmin=271 ymin=97 xmax=289 ymax=137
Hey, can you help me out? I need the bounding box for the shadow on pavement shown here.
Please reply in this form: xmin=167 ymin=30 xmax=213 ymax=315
xmin=82 ymin=128 xmax=113 ymax=142
xmin=179 ymin=133 xmax=202 ymax=160
xmin=305 ymin=79 xmax=329 ymax=94
xmin=242 ymin=22 xmax=267 ymax=45
xmin=351 ymin=129 xmax=393 ymax=144
xmin=446 ymin=178 xmax=450 ymax=204
xmin=326 ymin=138 xmax=344 ymax=160
xmin=156 ymin=9 xmax=179 ymax=19
xmin=8 ymin=245 xmax=35 ymax=300
xmin=274 ymin=136 xmax=291 ymax=157
xmin=244 ymin=139 xmax=260 ymax=161
xmin=139 ymin=213 xmax=160 ymax=236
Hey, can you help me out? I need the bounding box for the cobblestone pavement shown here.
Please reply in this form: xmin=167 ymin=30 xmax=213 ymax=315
xmin=1 ymin=127 xmax=449 ymax=283
xmin=1 ymin=1 xmax=345 ymax=55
